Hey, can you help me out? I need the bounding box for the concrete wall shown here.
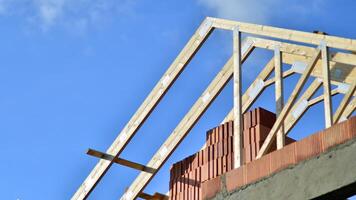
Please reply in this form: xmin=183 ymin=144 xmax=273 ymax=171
xmin=211 ymin=137 xmax=356 ymax=200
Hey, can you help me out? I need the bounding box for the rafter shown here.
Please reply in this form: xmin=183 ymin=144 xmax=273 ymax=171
xmin=120 ymin=38 xmax=255 ymax=200
xmin=71 ymin=18 xmax=215 ymax=200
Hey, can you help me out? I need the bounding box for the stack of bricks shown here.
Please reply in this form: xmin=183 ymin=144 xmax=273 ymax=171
xmin=169 ymin=107 xmax=295 ymax=200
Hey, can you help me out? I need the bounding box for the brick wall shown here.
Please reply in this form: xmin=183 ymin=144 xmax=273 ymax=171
xmin=169 ymin=107 xmax=295 ymax=200
xmin=201 ymin=116 xmax=356 ymax=200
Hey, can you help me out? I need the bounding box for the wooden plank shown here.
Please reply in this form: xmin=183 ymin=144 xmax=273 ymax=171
xmin=257 ymin=49 xmax=321 ymax=158
xmin=222 ymin=58 xmax=275 ymax=122
xmin=283 ymin=79 xmax=322 ymax=133
xmin=339 ymin=98 xmax=356 ymax=122
xmin=223 ymin=38 xmax=356 ymax=123
xmin=321 ymin=41 xmax=333 ymax=128
xmin=251 ymin=37 xmax=356 ymax=86
xmin=251 ymin=37 xmax=356 ymax=66
xmin=86 ymin=149 xmax=156 ymax=173
xmin=233 ymin=26 xmax=243 ymax=168
xmin=120 ymin=39 xmax=255 ymax=200
xmin=210 ymin=17 xmax=356 ymax=51
xmin=333 ymin=81 xmax=356 ymax=123
xmin=308 ymin=89 xmax=339 ymax=107
xmin=71 ymin=18 xmax=214 ymax=200
xmin=264 ymin=69 xmax=294 ymax=86
xmin=274 ymin=45 xmax=285 ymax=149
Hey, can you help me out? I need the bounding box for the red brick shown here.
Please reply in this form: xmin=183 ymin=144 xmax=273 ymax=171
xmin=206 ymin=129 xmax=212 ymax=146
xmin=285 ymin=136 xmax=296 ymax=145
xmin=251 ymin=126 xmax=256 ymax=143
xmin=171 ymin=180 xmax=176 ymax=198
xmin=247 ymin=110 xmax=252 ymax=129
xmin=321 ymin=118 xmax=354 ymax=151
xmin=227 ymin=153 xmax=234 ymax=171
xmin=252 ymin=108 xmax=257 ymax=127
xmin=176 ymin=177 xmax=181 ymax=193
xmin=296 ymin=132 xmax=322 ymax=162
xmin=224 ymin=122 xmax=229 ymax=139
xmin=201 ymin=176 xmax=222 ymax=200
xmin=214 ymin=159 xmax=218 ymax=178
xmin=349 ymin=116 xmax=356 ymax=138
xmin=226 ymin=166 xmax=245 ymax=192
xmin=201 ymin=164 xmax=208 ymax=182
xmin=211 ymin=128 xmax=216 ymax=145
xmin=222 ymin=155 xmax=227 ymax=174
xmin=192 ymin=154 xmax=198 ymax=170
xmin=198 ymin=186 xmax=202 ymax=199
xmin=243 ymin=129 xmax=251 ymax=147
xmin=218 ymin=126 xmax=224 ymax=142
xmin=228 ymin=136 xmax=234 ymax=154
xmin=255 ymin=124 xmax=271 ymax=143
xmin=209 ymin=160 xmax=214 ymax=180
xmin=223 ymin=137 xmax=228 ymax=156
xmin=203 ymin=148 xmax=208 ymax=165
xmin=214 ymin=143 xmax=218 ymax=159
xmin=257 ymin=107 xmax=276 ymax=128
xmin=245 ymin=153 xmax=271 ymax=185
xmin=197 ymin=167 xmax=201 ymax=183
xmin=229 ymin=121 xmax=234 ymax=137
xmin=244 ymin=145 xmax=252 ymax=164
xmin=251 ymin=141 xmax=257 ymax=160
xmin=270 ymin=143 xmax=296 ymax=174
xmin=202 ymin=149 xmax=206 ymax=165
xmin=178 ymin=193 xmax=182 ymax=200
xmin=208 ymin=145 xmax=213 ymax=161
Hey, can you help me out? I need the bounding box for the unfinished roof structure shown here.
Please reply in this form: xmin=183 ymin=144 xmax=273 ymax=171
xmin=71 ymin=17 xmax=356 ymax=200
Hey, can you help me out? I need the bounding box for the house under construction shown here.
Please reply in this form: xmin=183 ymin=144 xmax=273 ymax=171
xmin=71 ymin=17 xmax=356 ymax=200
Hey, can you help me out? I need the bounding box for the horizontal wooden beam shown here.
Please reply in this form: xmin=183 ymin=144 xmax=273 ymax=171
xmin=86 ymin=149 xmax=156 ymax=174
xmin=264 ymin=69 xmax=294 ymax=86
xmin=251 ymin=37 xmax=356 ymax=66
xmin=210 ymin=17 xmax=356 ymax=51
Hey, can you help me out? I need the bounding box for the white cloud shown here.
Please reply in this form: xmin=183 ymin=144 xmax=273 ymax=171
xmin=0 ymin=0 xmax=137 ymax=33
xmin=198 ymin=0 xmax=271 ymax=24
xmin=197 ymin=0 xmax=326 ymax=24
xmin=36 ymin=0 xmax=65 ymax=30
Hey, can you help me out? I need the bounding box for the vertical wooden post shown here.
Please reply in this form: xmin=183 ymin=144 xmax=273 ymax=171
xmin=274 ymin=45 xmax=285 ymax=149
xmin=321 ymin=41 xmax=333 ymax=128
xmin=233 ymin=26 xmax=243 ymax=168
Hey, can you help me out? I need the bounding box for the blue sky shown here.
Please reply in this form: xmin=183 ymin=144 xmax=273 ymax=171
xmin=0 ymin=0 xmax=355 ymax=199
